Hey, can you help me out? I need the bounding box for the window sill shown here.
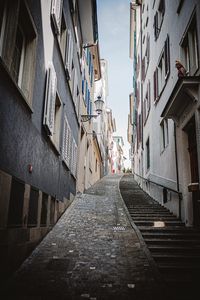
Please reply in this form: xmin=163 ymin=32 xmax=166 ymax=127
xmin=0 ymin=57 xmax=33 ymax=114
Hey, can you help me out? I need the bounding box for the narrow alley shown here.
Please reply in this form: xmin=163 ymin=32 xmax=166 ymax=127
xmin=2 ymin=175 xmax=163 ymax=300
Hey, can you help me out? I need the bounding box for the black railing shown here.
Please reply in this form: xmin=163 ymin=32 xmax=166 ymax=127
xmin=133 ymin=172 xmax=182 ymax=219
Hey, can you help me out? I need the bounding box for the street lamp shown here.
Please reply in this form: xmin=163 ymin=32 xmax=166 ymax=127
xmin=81 ymin=96 xmax=104 ymax=122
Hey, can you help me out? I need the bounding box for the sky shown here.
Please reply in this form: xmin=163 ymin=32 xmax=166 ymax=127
xmin=97 ymin=0 xmax=133 ymax=168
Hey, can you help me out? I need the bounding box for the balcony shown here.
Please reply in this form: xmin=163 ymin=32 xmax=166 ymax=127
xmin=161 ymin=76 xmax=200 ymax=124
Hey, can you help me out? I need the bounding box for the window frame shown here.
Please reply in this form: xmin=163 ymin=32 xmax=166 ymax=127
xmin=146 ymin=137 xmax=150 ymax=171
xmin=0 ymin=0 xmax=37 ymax=109
xmin=180 ymin=11 xmax=199 ymax=75
xmin=160 ymin=119 xmax=169 ymax=153
xmin=153 ymin=0 xmax=165 ymax=41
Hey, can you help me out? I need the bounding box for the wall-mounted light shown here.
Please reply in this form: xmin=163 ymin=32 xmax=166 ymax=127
xmin=81 ymin=96 xmax=104 ymax=122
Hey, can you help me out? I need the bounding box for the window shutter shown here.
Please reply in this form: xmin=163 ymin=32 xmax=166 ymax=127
xmin=65 ymin=29 xmax=73 ymax=79
xmin=73 ymin=68 xmax=77 ymax=106
xmin=74 ymin=141 xmax=77 ymax=177
xmin=43 ymin=64 xmax=57 ymax=136
xmin=153 ymin=69 xmax=158 ymax=102
xmin=63 ymin=117 xmax=71 ymax=167
xmin=142 ymin=57 xmax=145 ymax=81
xmin=70 ymin=139 xmax=77 ymax=177
xmin=51 ymin=0 xmax=63 ymax=35
xmin=153 ymin=12 xmax=158 ymax=40
xmin=148 ymin=81 xmax=151 ymax=111
xmin=71 ymin=139 xmax=75 ymax=176
xmin=164 ymin=35 xmax=170 ymax=78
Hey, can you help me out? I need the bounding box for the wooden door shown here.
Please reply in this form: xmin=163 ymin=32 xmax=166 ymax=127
xmin=187 ymin=117 xmax=200 ymax=226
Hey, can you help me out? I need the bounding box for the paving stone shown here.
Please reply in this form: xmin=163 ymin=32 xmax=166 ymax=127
xmin=1 ymin=174 xmax=166 ymax=300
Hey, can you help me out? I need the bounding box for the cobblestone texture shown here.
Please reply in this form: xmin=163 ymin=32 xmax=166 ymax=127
xmin=2 ymin=175 xmax=164 ymax=300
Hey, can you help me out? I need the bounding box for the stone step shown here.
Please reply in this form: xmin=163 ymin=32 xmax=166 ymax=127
xmin=134 ymin=220 xmax=184 ymax=226
xmin=129 ymin=209 xmax=173 ymax=213
xmin=130 ymin=216 xmax=178 ymax=221
xmin=158 ymin=263 xmax=200 ymax=273
xmin=145 ymin=238 xmax=200 ymax=245
xmin=142 ymin=232 xmax=200 ymax=239
xmin=129 ymin=209 xmax=173 ymax=215
xmin=152 ymin=253 xmax=200 ymax=263
xmin=148 ymin=245 xmax=200 ymax=254
xmin=139 ymin=226 xmax=200 ymax=233
xmin=128 ymin=205 xmax=164 ymax=209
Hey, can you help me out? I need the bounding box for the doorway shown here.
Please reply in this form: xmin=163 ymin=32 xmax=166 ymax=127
xmin=185 ymin=116 xmax=200 ymax=226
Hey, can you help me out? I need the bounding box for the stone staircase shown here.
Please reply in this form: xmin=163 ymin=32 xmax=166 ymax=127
xmin=120 ymin=175 xmax=200 ymax=299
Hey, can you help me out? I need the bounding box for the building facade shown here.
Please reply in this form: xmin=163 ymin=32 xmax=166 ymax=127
xmin=0 ymin=0 xmax=103 ymax=278
xmin=129 ymin=0 xmax=200 ymax=226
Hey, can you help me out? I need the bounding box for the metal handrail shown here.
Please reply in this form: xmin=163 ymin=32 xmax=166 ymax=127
xmin=133 ymin=172 xmax=182 ymax=197
xmin=133 ymin=172 xmax=182 ymax=219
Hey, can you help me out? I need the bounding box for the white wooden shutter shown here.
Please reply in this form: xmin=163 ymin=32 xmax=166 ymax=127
xmin=73 ymin=68 xmax=77 ymax=105
xmin=51 ymin=0 xmax=63 ymax=35
xmin=63 ymin=117 xmax=71 ymax=167
xmin=74 ymin=143 xmax=77 ymax=176
xmin=43 ymin=64 xmax=57 ymax=136
xmin=65 ymin=30 xmax=73 ymax=79
xmin=70 ymin=139 xmax=77 ymax=177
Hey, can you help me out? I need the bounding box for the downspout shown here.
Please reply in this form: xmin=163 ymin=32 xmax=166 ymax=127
xmin=174 ymin=122 xmax=181 ymax=219
xmin=140 ymin=3 xmax=143 ymax=152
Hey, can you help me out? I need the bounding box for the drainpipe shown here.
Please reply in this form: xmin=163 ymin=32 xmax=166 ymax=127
xmin=174 ymin=122 xmax=181 ymax=219
xmin=140 ymin=3 xmax=143 ymax=153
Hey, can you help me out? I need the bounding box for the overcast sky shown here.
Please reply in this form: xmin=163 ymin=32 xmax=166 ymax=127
xmin=97 ymin=0 xmax=132 ymax=168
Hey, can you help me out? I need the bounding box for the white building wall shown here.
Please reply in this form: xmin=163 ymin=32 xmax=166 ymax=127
xmin=132 ymin=0 xmax=200 ymax=225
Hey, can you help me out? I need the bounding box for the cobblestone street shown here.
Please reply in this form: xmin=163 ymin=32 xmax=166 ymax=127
xmin=2 ymin=175 xmax=163 ymax=300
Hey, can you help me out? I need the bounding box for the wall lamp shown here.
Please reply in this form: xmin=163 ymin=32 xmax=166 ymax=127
xmin=81 ymin=96 xmax=104 ymax=122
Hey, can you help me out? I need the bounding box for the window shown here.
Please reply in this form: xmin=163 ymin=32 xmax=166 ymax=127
xmin=59 ymin=12 xmax=67 ymax=60
xmin=7 ymin=178 xmax=25 ymax=227
xmin=143 ymin=81 xmax=151 ymax=124
xmin=72 ymin=68 xmax=80 ymax=116
xmin=142 ymin=34 xmax=150 ymax=81
xmin=158 ymin=50 xmax=165 ymax=94
xmin=137 ymin=114 xmax=142 ymax=146
xmin=40 ymin=193 xmax=48 ymax=227
xmin=0 ymin=0 xmax=37 ymax=106
xmin=153 ymin=0 xmax=165 ymax=40
xmin=146 ymin=138 xmax=150 ymax=170
xmin=177 ymin=0 xmax=184 ymax=14
xmin=51 ymin=0 xmax=63 ymax=35
xmin=62 ymin=117 xmax=71 ymax=168
xmin=43 ymin=64 xmax=62 ymax=150
xmin=27 ymin=187 xmax=39 ymax=227
xmin=65 ymin=29 xmax=73 ymax=79
xmin=0 ymin=1 xmax=4 ymax=32
xmin=71 ymin=138 xmax=77 ymax=177
xmin=52 ymin=93 xmax=62 ymax=149
xmin=154 ymin=35 xmax=170 ymax=102
xmin=62 ymin=116 xmax=77 ymax=176
xmin=181 ymin=12 xmax=199 ymax=75
xmin=153 ymin=68 xmax=159 ymax=102
xmin=164 ymin=35 xmax=170 ymax=77
xmin=50 ymin=197 xmax=56 ymax=225
xmin=69 ymin=0 xmax=82 ymax=56
xmin=160 ymin=119 xmax=169 ymax=152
